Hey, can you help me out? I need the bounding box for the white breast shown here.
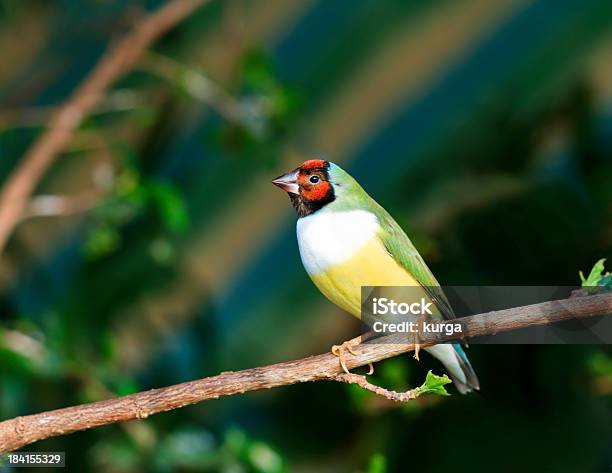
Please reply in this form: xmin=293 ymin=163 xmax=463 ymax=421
xmin=296 ymin=209 xmax=380 ymax=275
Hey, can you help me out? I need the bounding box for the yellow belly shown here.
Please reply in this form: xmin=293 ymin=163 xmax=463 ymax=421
xmin=309 ymin=236 xmax=421 ymax=318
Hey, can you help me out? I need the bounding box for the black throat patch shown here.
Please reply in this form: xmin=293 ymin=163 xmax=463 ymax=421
xmin=289 ymin=188 xmax=335 ymax=218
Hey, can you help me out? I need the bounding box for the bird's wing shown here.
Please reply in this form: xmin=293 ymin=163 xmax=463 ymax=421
xmin=371 ymin=204 xmax=455 ymax=320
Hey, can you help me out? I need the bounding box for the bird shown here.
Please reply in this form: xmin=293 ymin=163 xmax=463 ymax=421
xmin=272 ymin=159 xmax=479 ymax=394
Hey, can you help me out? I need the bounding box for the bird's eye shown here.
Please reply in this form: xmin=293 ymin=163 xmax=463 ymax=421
xmin=309 ymin=175 xmax=320 ymax=184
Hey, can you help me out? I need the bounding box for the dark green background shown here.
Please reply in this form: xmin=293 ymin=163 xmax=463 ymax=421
xmin=0 ymin=0 xmax=611 ymax=471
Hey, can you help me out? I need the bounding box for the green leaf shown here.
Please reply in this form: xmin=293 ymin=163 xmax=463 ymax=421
xmin=587 ymin=352 xmax=612 ymax=377
xmin=366 ymin=453 xmax=387 ymax=473
xmin=148 ymin=182 xmax=189 ymax=234
xmin=84 ymin=224 xmax=121 ymax=259
xmin=247 ymin=442 xmax=284 ymax=473
xmin=149 ymin=238 xmax=176 ymax=265
xmin=417 ymin=370 xmax=452 ymax=397
xmin=579 ymin=259 xmax=610 ymax=288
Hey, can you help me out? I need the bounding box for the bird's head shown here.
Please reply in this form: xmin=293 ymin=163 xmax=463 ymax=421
xmin=272 ymin=159 xmax=338 ymax=217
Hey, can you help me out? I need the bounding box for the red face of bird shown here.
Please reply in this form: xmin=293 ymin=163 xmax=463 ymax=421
xmin=272 ymin=159 xmax=335 ymax=217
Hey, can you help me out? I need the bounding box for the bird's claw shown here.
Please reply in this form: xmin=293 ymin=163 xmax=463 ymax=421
xmin=331 ymin=338 xmax=374 ymax=375
xmin=412 ymin=318 xmax=423 ymax=361
xmin=331 ymin=342 xmax=354 ymax=374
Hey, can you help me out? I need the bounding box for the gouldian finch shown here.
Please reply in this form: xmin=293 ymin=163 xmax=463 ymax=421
xmin=272 ymin=159 xmax=479 ymax=393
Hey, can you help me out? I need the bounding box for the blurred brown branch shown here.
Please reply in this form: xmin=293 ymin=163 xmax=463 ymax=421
xmin=0 ymin=292 xmax=610 ymax=454
xmin=0 ymin=0 xmax=210 ymax=254
xmin=19 ymin=163 xmax=114 ymax=221
xmin=22 ymin=191 xmax=101 ymax=220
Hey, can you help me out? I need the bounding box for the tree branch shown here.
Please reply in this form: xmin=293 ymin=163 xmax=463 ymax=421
xmin=0 ymin=0 xmax=210 ymax=254
xmin=0 ymin=293 xmax=610 ymax=453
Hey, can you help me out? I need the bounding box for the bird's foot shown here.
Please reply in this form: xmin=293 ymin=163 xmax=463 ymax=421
xmin=412 ymin=315 xmax=426 ymax=361
xmin=331 ymin=336 xmax=374 ymax=375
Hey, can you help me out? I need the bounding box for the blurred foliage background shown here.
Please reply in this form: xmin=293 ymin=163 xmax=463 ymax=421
xmin=0 ymin=0 xmax=611 ymax=471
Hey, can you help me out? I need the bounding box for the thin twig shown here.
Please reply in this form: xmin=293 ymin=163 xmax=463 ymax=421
xmin=333 ymin=373 xmax=420 ymax=401
xmin=21 ymin=164 xmax=115 ymax=221
xmin=0 ymin=89 xmax=145 ymax=132
xmin=140 ymin=52 xmax=248 ymax=123
xmin=0 ymin=292 xmax=609 ymax=453
xmin=22 ymin=191 xmax=101 ymax=220
xmin=0 ymin=0 xmax=210 ymax=254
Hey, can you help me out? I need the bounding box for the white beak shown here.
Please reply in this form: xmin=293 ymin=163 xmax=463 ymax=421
xmin=272 ymin=169 xmax=299 ymax=194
